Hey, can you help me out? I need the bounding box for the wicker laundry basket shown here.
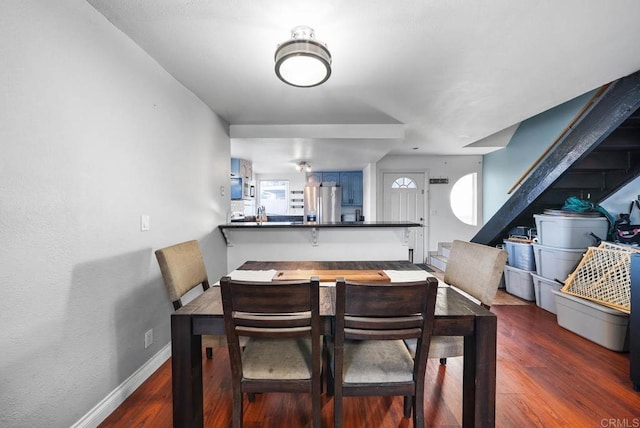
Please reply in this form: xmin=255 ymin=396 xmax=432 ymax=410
xmin=561 ymin=242 xmax=640 ymax=314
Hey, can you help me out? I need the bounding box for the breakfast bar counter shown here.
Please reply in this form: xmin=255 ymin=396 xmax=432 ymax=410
xmin=219 ymin=220 xmax=421 ymax=229
xmin=219 ymin=221 xmax=422 ymax=272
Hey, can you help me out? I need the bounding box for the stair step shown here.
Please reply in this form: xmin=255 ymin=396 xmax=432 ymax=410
xmin=428 ymin=254 xmax=448 ymax=272
xmin=440 ymin=244 xmax=452 ymax=259
xmin=429 ymin=241 xmax=453 ymax=272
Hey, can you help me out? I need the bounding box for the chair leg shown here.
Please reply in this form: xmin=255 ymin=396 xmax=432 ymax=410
xmin=414 ymin=389 xmax=425 ymax=428
xmin=322 ymin=337 xmax=331 ymax=395
xmin=324 ymin=338 xmax=334 ymax=397
xmin=403 ymin=395 xmax=412 ymax=418
xmin=334 ymin=389 xmax=343 ymax=428
xmin=232 ymin=388 xmax=243 ymax=428
xmin=439 ymin=357 xmax=447 ymax=365
xmin=206 ymin=347 xmax=213 ymax=359
xmin=312 ymin=377 xmax=321 ymax=428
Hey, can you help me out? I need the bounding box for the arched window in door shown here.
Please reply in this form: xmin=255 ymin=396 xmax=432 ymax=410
xmin=391 ymin=177 xmax=417 ymax=189
xmin=450 ymin=173 xmax=477 ymax=226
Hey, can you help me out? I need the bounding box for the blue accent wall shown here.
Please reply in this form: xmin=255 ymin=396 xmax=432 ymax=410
xmin=482 ymin=90 xmax=597 ymax=222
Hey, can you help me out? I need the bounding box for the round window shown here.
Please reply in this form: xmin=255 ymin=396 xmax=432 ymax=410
xmin=450 ymin=173 xmax=477 ymax=226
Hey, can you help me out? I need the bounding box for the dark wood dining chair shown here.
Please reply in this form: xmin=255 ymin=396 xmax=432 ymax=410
xmin=220 ymin=276 xmax=322 ymax=428
xmin=155 ymin=240 xmax=222 ymax=359
xmin=329 ymin=277 xmax=439 ymax=428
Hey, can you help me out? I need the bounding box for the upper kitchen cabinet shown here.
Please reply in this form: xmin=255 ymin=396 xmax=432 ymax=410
xmin=339 ymin=171 xmax=363 ymax=206
xmin=306 ymin=171 xmax=338 ymax=184
xmin=321 ymin=172 xmax=340 ymax=184
xmin=307 ymin=172 xmax=322 ymax=183
xmin=307 ymin=170 xmax=363 ymax=207
xmin=230 ymin=158 xmax=253 ymax=181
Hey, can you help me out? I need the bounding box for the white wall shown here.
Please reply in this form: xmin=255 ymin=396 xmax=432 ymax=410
xmin=376 ymin=155 xmax=483 ymax=252
xmin=0 ymin=1 xmax=230 ymax=426
xmin=363 ymin=163 xmax=376 ymax=221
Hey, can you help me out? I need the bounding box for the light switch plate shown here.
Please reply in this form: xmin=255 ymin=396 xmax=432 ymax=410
xmin=140 ymin=215 xmax=150 ymax=231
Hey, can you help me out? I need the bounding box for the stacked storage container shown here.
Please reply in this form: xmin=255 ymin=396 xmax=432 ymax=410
xmin=532 ymin=211 xmax=608 ymax=315
xmin=503 ymin=238 xmax=536 ymax=301
xmin=552 ymin=241 xmax=635 ymax=352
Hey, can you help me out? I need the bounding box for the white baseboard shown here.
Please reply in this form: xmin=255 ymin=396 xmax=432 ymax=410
xmin=71 ymin=343 xmax=172 ymax=428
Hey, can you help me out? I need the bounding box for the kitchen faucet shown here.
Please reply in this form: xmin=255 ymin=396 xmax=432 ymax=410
xmin=256 ymin=205 xmax=266 ymax=222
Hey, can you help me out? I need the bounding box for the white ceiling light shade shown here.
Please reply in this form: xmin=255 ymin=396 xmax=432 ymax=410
xmin=275 ymin=26 xmax=331 ymax=88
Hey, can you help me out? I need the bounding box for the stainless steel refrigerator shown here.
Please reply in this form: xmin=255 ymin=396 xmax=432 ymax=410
xmin=304 ymin=184 xmax=342 ymax=223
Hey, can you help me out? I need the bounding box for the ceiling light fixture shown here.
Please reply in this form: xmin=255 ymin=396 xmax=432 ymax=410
xmin=296 ymin=161 xmax=312 ymax=172
xmin=275 ymin=26 xmax=331 ymax=88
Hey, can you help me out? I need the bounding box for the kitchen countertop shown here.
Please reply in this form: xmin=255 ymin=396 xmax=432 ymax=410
xmin=219 ymin=221 xmax=422 ymax=229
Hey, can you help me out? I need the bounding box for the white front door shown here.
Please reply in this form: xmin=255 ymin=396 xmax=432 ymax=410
xmin=382 ymin=172 xmax=426 ymax=263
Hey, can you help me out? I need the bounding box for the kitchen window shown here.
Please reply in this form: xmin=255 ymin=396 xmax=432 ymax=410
xmin=259 ymin=180 xmax=289 ymax=215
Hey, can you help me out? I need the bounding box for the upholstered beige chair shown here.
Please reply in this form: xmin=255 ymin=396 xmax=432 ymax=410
xmin=155 ymin=240 xmax=223 ymax=359
xmin=220 ymin=276 xmax=322 ymax=428
xmin=329 ymin=277 xmax=439 ymax=428
xmin=408 ymin=240 xmax=508 ymax=365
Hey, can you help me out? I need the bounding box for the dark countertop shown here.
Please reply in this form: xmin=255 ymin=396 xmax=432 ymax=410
xmin=219 ymin=221 xmax=422 ymax=229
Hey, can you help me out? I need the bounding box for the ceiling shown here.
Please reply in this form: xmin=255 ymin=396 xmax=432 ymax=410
xmin=87 ymin=0 xmax=640 ymax=174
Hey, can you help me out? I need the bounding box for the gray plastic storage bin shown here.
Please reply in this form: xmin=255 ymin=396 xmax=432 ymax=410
xmin=532 ymin=243 xmax=585 ymax=282
xmin=534 ymin=214 xmax=608 ymax=249
xmin=531 ymin=273 xmax=563 ymax=314
xmin=552 ymin=289 xmax=629 ymax=351
xmin=504 ymin=265 xmax=535 ymax=301
xmin=503 ymin=239 xmax=535 ymax=271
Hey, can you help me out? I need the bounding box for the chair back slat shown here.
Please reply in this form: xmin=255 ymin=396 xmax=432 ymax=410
xmin=335 ymin=277 xmax=438 ymax=348
xmin=345 ymin=314 xmax=424 ymax=330
xmin=221 ymin=277 xmax=320 ymax=338
xmin=343 ymin=280 xmax=431 ymax=317
xmin=236 ymin=326 xmax=311 ymax=338
xmin=344 ymin=327 xmax=422 ymax=341
xmin=234 ymin=311 xmax=311 ymax=328
xmin=226 ymin=281 xmax=314 ymax=313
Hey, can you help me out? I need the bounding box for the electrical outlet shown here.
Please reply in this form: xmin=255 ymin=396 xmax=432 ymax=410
xmin=144 ymin=329 xmax=153 ymax=348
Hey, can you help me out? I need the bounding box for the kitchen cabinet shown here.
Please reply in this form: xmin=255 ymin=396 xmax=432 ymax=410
xmin=231 ymin=158 xmax=252 ymax=181
xmin=230 ymin=158 xmax=240 ymax=176
xmin=306 ymin=170 xmax=363 ymax=206
xmin=307 ymin=172 xmax=323 ymax=183
xmin=339 ymin=171 xmax=363 ymax=206
xmin=307 ymin=171 xmax=339 ymax=184
xmin=321 ymin=172 xmax=340 ymax=184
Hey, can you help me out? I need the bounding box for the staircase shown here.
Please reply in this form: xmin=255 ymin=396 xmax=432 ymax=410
xmin=473 ymin=71 xmax=640 ymax=247
xmin=428 ymin=242 xmax=452 ymax=272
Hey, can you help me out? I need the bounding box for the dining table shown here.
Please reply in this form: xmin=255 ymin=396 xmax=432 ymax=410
xmin=170 ymin=260 xmax=497 ymax=428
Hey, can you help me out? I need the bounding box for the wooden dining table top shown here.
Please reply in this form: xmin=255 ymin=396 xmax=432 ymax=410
xmin=176 ymin=260 xmax=495 ymax=330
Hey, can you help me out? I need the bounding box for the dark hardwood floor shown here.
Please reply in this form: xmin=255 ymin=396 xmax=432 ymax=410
xmin=100 ymin=295 xmax=640 ymax=427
